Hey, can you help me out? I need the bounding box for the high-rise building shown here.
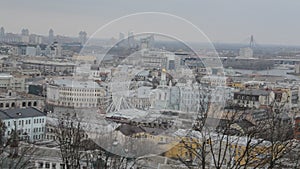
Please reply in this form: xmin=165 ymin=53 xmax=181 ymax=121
xmin=78 ymin=31 xmax=87 ymax=45
xmin=48 ymin=29 xmax=54 ymax=44
xmin=21 ymin=28 xmax=30 ymax=43
xmin=21 ymin=28 xmax=29 ymax=36
xmin=29 ymin=34 xmax=43 ymax=44
xmin=128 ymin=31 xmax=135 ymax=48
xmin=119 ymin=32 xmax=125 ymax=41
xmin=0 ymin=27 xmax=5 ymax=37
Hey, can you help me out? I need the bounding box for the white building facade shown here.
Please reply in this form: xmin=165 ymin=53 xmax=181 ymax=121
xmin=0 ymin=73 xmax=26 ymax=92
xmin=0 ymin=107 xmax=46 ymax=142
xmin=47 ymin=79 xmax=106 ymax=108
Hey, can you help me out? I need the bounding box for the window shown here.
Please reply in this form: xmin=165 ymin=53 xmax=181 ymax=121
xmin=52 ymin=163 xmax=56 ymax=169
xmin=38 ymin=162 xmax=43 ymax=168
xmin=45 ymin=162 xmax=50 ymax=168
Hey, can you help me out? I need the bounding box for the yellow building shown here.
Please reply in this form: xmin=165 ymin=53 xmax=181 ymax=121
xmin=131 ymin=131 xmax=283 ymax=168
xmin=231 ymin=82 xmax=245 ymax=89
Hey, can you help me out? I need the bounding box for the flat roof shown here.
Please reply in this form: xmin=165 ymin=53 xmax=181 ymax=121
xmin=0 ymin=73 xmax=13 ymax=78
xmin=23 ymin=60 xmax=76 ymax=66
xmin=0 ymin=107 xmax=46 ymax=120
xmin=51 ymin=79 xmax=102 ymax=89
xmin=235 ymin=89 xmax=271 ymax=96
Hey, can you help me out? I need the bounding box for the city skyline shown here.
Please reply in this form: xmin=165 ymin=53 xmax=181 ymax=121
xmin=1 ymin=0 xmax=300 ymax=45
xmin=1 ymin=1 xmax=300 ymax=167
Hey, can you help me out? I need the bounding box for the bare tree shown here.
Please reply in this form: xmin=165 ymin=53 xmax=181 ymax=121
xmin=53 ymin=110 xmax=136 ymax=169
xmin=0 ymin=119 xmax=37 ymax=169
xmin=251 ymin=101 xmax=295 ymax=169
xmin=176 ymin=86 xmax=296 ymax=169
xmin=54 ymin=111 xmax=87 ymax=169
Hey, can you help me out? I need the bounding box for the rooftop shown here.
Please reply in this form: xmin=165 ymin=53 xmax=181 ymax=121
xmin=0 ymin=107 xmax=46 ymax=120
xmin=22 ymin=60 xmax=76 ymax=66
xmin=0 ymin=73 xmax=12 ymax=78
xmin=235 ymin=89 xmax=271 ymax=96
xmin=50 ymin=79 xmax=102 ymax=89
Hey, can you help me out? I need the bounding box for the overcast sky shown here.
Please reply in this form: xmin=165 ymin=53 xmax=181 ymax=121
xmin=1 ymin=0 xmax=300 ymax=45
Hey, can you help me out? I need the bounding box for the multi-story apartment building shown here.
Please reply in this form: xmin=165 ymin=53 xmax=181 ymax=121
xmin=0 ymin=90 xmax=44 ymax=110
xmin=46 ymin=78 xmax=106 ymax=108
xmin=233 ymin=86 xmax=300 ymax=109
xmin=233 ymin=89 xmax=273 ymax=108
xmin=21 ymin=60 xmax=76 ymax=75
xmin=0 ymin=107 xmax=46 ymax=142
xmin=0 ymin=73 xmax=26 ymax=92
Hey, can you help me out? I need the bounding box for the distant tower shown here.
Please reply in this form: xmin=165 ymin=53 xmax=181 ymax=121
xmin=36 ymin=45 xmax=41 ymax=56
xmin=21 ymin=28 xmax=29 ymax=36
xmin=149 ymin=34 xmax=155 ymax=47
xmin=249 ymin=35 xmax=255 ymax=48
xmin=79 ymin=31 xmax=87 ymax=45
xmin=119 ymin=32 xmax=125 ymax=41
xmin=49 ymin=29 xmax=54 ymax=44
xmin=0 ymin=27 xmax=5 ymax=37
xmin=128 ymin=31 xmax=135 ymax=48
xmin=21 ymin=28 xmax=30 ymax=43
